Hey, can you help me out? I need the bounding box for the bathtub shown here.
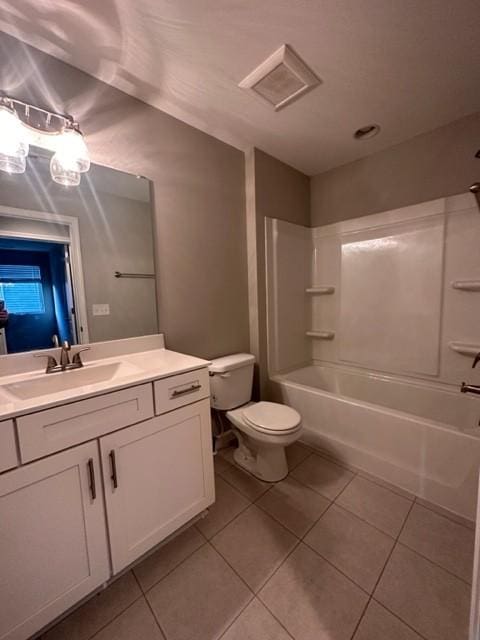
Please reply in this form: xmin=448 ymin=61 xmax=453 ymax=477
xmin=271 ymin=364 xmax=480 ymax=520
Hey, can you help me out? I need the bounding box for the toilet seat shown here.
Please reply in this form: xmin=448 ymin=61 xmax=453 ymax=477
xmin=242 ymin=401 xmax=301 ymax=435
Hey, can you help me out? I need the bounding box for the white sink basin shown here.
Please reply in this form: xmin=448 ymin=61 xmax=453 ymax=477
xmin=4 ymin=362 xmax=139 ymax=400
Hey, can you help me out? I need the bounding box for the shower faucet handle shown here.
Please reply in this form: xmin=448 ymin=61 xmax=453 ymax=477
xmin=472 ymin=352 xmax=480 ymax=369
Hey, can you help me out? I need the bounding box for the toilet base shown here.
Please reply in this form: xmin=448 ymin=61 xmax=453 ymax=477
xmin=233 ymin=430 xmax=289 ymax=482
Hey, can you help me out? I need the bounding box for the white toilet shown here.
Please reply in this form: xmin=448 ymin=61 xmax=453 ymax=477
xmin=209 ymin=353 xmax=302 ymax=482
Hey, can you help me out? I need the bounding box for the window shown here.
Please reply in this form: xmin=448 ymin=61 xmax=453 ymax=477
xmin=0 ymin=265 xmax=45 ymax=314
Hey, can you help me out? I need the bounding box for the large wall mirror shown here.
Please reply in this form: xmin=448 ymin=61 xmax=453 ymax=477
xmin=0 ymin=148 xmax=158 ymax=355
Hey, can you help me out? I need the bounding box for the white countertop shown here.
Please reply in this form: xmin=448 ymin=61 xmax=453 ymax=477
xmin=0 ymin=348 xmax=210 ymax=421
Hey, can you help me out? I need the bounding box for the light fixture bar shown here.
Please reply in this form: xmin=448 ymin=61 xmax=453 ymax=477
xmin=0 ymin=94 xmax=90 ymax=185
xmin=0 ymin=95 xmax=75 ymax=132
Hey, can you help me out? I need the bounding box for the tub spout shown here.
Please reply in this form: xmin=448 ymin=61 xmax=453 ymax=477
xmin=460 ymin=382 xmax=480 ymax=395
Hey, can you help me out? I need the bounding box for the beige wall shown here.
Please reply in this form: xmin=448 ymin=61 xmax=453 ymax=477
xmin=246 ymin=148 xmax=310 ymax=397
xmin=1 ymin=32 xmax=249 ymax=359
xmin=311 ymin=112 xmax=480 ymax=225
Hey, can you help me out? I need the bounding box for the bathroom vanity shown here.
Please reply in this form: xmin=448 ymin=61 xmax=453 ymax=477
xmin=0 ymin=335 xmax=214 ymax=640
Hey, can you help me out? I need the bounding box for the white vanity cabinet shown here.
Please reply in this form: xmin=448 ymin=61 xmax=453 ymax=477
xmin=0 ymin=442 xmax=109 ymax=640
xmin=0 ymin=361 xmax=214 ymax=640
xmin=101 ymin=399 xmax=214 ymax=573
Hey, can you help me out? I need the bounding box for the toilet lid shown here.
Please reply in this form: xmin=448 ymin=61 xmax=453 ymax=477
xmin=242 ymin=402 xmax=301 ymax=433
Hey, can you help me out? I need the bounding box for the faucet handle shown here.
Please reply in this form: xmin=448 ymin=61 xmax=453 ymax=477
xmin=34 ymin=353 xmax=58 ymax=372
xmin=72 ymin=347 xmax=90 ymax=367
xmin=473 ymin=352 xmax=480 ymax=369
xmin=62 ymin=340 xmax=71 ymax=351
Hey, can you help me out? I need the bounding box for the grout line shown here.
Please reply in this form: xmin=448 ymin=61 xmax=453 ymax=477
xmin=331 ymin=500 xmax=399 ymax=540
xmin=232 ymin=597 xmax=297 ymax=640
xmin=289 ymin=466 xmax=358 ymax=502
xmin=369 ymin=598 xmax=431 ymax=640
xmin=413 ymin=495 xmax=475 ymax=531
xmin=205 ymin=540 xmax=258 ymax=595
xmin=298 ymin=474 xmax=357 ymax=540
xmin=208 ymin=506 xmax=300 ymax=595
xmin=141 ymin=538 xmax=210 ymax=596
xmin=310 ymin=445 xmax=416 ymax=502
xmin=215 ymin=465 xmax=271 ymax=502
xmin=300 ymin=535 xmax=372 ymax=597
xmin=142 ymin=591 xmax=169 ymax=640
xmin=215 ymin=594 xmax=258 ymax=640
xmin=205 ymin=498 xmax=255 ymax=541
xmin=356 ymin=469 xmax=415 ymax=501
xmin=395 ymin=540 xmax=473 ymax=586
xmin=81 ymin=575 xmax=145 ymax=640
xmin=256 ymin=538 xmax=303 ymax=597
xmin=348 ymin=499 xmax=417 ymax=640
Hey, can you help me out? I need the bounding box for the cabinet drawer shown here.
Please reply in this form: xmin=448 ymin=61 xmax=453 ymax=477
xmin=17 ymin=384 xmax=154 ymax=463
xmin=0 ymin=420 xmax=18 ymax=473
xmin=154 ymin=368 xmax=209 ymax=415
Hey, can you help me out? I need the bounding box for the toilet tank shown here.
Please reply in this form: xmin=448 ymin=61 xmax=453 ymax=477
xmin=208 ymin=353 xmax=255 ymax=410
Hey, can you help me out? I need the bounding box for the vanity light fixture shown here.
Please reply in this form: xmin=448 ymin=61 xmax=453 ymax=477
xmin=0 ymin=102 xmax=29 ymax=174
xmin=0 ymin=95 xmax=90 ymax=185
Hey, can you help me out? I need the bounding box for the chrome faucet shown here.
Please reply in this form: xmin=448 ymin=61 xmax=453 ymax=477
xmin=460 ymin=352 xmax=480 ymax=395
xmin=34 ymin=343 xmax=90 ymax=374
xmin=60 ymin=341 xmax=71 ymax=369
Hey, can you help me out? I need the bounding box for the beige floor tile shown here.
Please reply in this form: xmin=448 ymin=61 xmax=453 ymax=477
xmin=220 ymin=598 xmax=292 ymax=640
xmin=259 ymin=543 xmax=368 ymax=640
xmin=197 ymin=476 xmax=250 ymax=539
xmin=211 ymin=504 xmax=297 ymax=592
xmin=286 ymin=443 xmax=311 ymax=470
xmin=216 ymin=461 xmax=270 ymax=501
xmin=43 ymin=572 xmax=141 ymax=640
xmin=336 ymin=475 xmax=412 ymax=537
xmin=147 ymin=544 xmax=252 ymax=640
xmin=134 ymin=525 xmax=205 ymax=592
xmin=354 ymin=600 xmax=423 ymax=640
xmin=399 ymin=503 xmax=474 ymax=583
xmin=92 ymin=598 xmax=164 ymax=640
xmin=256 ymin=476 xmax=330 ymax=537
xmin=214 ymin=454 xmax=232 ymax=475
xmin=305 ymin=505 xmax=394 ymax=592
xmin=375 ymin=544 xmax=471 ymax=640
xmin=291 ymin=454 xmax=354 ymax=500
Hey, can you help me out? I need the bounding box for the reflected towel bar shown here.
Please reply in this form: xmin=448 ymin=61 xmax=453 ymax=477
xmin=114 ymin=271 xmax=155 ymax=279
xmin=306 ymin=286 xmax=335 ymax=294
xmin=451 ymin=280 xmax=480 ymax=292
xmin=448 ymin=342 xmax=480 ymax=356
xmin=306 ymin=331 xmax=335 ymax=340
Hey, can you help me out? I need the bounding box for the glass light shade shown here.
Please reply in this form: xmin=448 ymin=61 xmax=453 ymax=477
xmin=50 ymin=154 xmax=81 ymax=187
xmin=53 ymin=126 xmax=90 ymax=173
xmin=0 ymin=104 xmax=29 ymax=174
xmin=0 ymin=153 xmax=26 ymax=174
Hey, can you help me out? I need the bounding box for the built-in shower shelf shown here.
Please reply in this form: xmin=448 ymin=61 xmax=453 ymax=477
xmin=451 ymin=280 xmax=480 ymax=291
xmin=448 ymin=342 xmax=480 ymax=356
xmin=306 ymin=286 xmax=335 ymax=295
xmin=306 ymin=331 xmax=335 ymax=340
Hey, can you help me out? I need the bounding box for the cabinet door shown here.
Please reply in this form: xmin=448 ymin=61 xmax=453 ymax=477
xmin=101 ymin=398 xmax=215 ymax=573
xmin=0 ymin=442 xmax=109 ymax=640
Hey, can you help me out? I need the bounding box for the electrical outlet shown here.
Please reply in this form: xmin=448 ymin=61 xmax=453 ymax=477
xmin=92 ymin=304 xmax=110 ymax=316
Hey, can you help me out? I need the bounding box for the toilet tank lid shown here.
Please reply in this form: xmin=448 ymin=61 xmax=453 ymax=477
xmin=208 ymin=353 xmax=255 ymax=373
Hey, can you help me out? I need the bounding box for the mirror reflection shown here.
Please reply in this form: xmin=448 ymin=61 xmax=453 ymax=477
xmin=0 ymin=149 xmax=157 ymax=354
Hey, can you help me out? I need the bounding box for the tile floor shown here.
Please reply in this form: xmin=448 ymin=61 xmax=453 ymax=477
xmin=39 ymin=443 xmax=475 ymax=640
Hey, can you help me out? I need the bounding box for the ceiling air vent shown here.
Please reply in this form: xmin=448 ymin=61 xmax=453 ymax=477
xmin=239 ymin=44 xmax=321 ymax=111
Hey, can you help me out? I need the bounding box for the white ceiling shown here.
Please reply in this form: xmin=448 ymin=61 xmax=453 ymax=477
xmin=1 ymin=0 xmax=480 ymax=175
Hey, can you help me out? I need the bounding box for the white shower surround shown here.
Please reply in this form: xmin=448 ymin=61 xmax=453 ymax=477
xmin=265 ymin=192 xmax=480 ymax=519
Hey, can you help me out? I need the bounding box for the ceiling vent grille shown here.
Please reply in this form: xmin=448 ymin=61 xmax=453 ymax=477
xmin=239 ymin=44 xmax=321 ymax=111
